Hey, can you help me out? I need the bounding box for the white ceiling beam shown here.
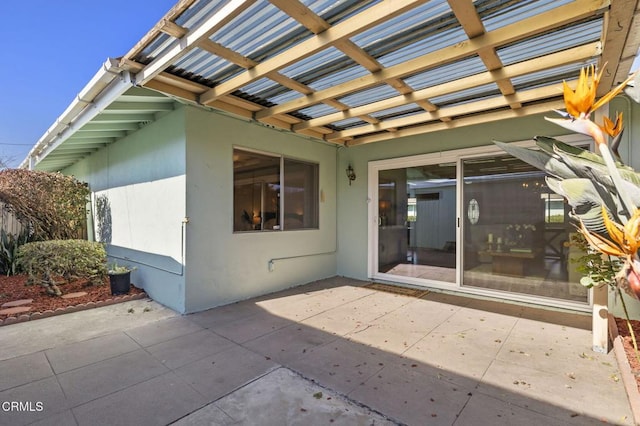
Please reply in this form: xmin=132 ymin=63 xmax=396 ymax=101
xmin=41 ymin=154 xmax=88 ymax=161
xmin=54 ymin=145 xmax=105 ymax=152
xmin=92 ymin=113 xmax=156 ymax=122
xmin=81 ymin=122 xmax=142 ymax=131
xmin=104 ymin=102 xmax=174 ymax=112
xmin=71 ymin=130 xmax=128 ymax=139
xmin=58 ymin=137 xmax=115 ymax=146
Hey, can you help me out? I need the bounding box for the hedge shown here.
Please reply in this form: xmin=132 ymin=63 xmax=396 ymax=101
xmin=17 ymin=240 xmax=107 ymax=296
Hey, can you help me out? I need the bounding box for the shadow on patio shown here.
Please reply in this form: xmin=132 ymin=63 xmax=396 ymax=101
xmin=0 ymin=276 xmax=633 ymax=425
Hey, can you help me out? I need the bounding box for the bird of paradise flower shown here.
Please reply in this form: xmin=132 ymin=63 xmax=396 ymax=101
xmin=546 ymin=64 xmax=637 ymax=221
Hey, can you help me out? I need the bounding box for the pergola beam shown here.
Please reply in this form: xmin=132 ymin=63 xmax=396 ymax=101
xmin=134 ymin=0 xmax=256 ymax=85
xmin=448 ymin=0 xmax=520 ymax=108
xmin=326 ymin=81 xmax=574 ymax=140
xmin=349 ymin=100 xmax=567 ymax=146
xmin=199 ymin=0 xmax=430 ymax=104
xmin=122 ymin=0 xmax=198 ymax=59
xmin=254 ymin=0 xmax=608 ymax=120
xmin=292 ymin=42 xmax=599 ymax=131
xmin=598 ymin=0 xmax=639 ymax=93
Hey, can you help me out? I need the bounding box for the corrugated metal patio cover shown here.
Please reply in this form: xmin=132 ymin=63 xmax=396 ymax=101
xmin=26 ymin=0 xmax=640 ymax=171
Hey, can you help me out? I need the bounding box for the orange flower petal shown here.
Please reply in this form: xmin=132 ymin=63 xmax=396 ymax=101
xmin=580 ymin=222 xmax=625 ymax=257
xmin=592 ymin=72 xmax=637 ymax=113
xmin=600 ymin=112 xmax=623 ymax=137
xmin=602 ymin=206 xmax=625 ymax=246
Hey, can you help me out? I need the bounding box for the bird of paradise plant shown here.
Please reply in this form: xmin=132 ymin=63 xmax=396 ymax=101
xmin=495 ymin=63 xmax=640 ymax=359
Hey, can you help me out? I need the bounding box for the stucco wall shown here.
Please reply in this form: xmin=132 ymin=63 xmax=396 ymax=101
xmin=63 ymin=107 xmax=187 ymax=313
xmin=184 ymin=107 xmax=338 ymax=313
xmin=55 ymin=95 xmax=640 ymax=318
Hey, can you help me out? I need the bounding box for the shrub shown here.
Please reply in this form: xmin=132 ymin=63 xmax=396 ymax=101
xmin=17 ymin=240 xmax=107 ymax=296
xmin=0 ymin=169 xmax=90 ymax=241
xmin=0 ymin=229 xmax=32 ymax=276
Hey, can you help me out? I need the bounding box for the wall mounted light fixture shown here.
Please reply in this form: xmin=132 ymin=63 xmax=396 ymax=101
xmin=346 ymin=164 xmax=356 ymax=185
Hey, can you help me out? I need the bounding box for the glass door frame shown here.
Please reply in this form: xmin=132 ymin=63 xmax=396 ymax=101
xmin=367 ymin=133 xmax=593 ymax=312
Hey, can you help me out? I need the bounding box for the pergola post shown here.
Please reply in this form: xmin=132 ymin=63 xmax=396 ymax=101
xmin=592 ymin=283 xmax=610 ymax=353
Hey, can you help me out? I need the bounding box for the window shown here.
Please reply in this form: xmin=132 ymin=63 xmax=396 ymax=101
xmin=542 ymin=193 xmax=566 ymax=224
xmin=407 ymin=197 xmax=417 ymax=222
xmin=233 ymin=148 xmax=319 ymax=232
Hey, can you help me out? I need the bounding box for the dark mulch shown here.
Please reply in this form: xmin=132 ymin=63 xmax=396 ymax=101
xmin=615 ymin=317 xmax=640 ymax=394
xmin=0 ymin=274 xmax=145 ymax=321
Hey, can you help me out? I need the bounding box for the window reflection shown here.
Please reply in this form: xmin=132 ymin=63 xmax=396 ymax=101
xmin=462 ymin=154 xmax=586 ymax=302
xmin=233 ymin=149 xmax=319 ymax=232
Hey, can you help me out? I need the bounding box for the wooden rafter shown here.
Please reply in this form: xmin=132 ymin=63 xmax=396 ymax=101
xmin=269 ymin=0 xmax=419 ymax=128
xmin=122 ymin=58 xmax=338 ymax=136
xmin=111 ymin=0 xmax=628 ymax=152
xmin=349 ymin=100 xmax=567 ymax=146
xmin=254 ymin=0 xmax=608 ymax=120
xmin=269 ymin=0 xmax=440 ymax=127
xmin=268 ymin=0 xmax=328 ymax=34
xmin=325 ymin=81 xmax=575 ymax=141
xmin=448 ymin=0 xmax=520 ymax=108
xmin=598 ymin=0 xmax=639 ymax=93
xmin=199 ymin=0 xmax=430 ymax=104
xmin=135 ymin=0 xmax=256 ymax=85
xmin=122 ymin=0 xmax=198 ymax=60
xmin=291 ymin=42 xmax=598 ymax=132
xmin=37 ymin=0 xmax=640 ymax=173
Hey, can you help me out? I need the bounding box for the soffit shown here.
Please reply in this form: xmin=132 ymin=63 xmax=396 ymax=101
xmin=34 ymin=88 xmax=176 ymax=171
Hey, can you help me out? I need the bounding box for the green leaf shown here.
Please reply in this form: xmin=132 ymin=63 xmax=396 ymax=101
xmin=580 ymin=276 xmax=595 ymax=288
xmin=493 ymin=141 xmax=577 ymax=179
xmin=536 ymin=136 xmax=606 ymax=165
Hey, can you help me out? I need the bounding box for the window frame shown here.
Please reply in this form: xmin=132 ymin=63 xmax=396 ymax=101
xmin=233 ymin=146 xmax=319 ymax=233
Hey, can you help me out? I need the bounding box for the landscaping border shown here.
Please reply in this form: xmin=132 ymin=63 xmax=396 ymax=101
xmin=608 ymin=313 xmax=640 ymax=426
xmin=0 ymin=292 xmax=147 ymax=326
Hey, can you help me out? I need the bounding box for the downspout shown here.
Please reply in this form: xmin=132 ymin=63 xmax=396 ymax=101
xmin=20 ymin=58 xmax=132 ymax=170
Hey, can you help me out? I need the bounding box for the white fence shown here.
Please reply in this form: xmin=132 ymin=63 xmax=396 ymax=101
xmin=0 ymin=202 xmax=24 ymax=237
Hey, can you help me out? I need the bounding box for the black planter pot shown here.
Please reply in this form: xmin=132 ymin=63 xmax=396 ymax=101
xmin=109 ymin=271 xmax=131 ymax=295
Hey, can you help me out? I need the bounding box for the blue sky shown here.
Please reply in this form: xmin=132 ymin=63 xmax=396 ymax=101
xmin=0 ymin=0 xmax=177 ymax=167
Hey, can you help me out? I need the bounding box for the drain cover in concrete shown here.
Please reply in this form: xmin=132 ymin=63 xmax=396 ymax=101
xmin=1 ymin=299 xmax=33 ymax=308
xmin=173 ymin=368 xmax=396 ymax=425
xmin=61 ymin=292 xmax=88 ymax=299
xmin=0 ymin=306 xmax=31 ymax=316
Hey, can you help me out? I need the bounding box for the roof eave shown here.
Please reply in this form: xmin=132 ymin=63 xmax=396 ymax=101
xmin=20 ymin=58 xmax=133 ymax=170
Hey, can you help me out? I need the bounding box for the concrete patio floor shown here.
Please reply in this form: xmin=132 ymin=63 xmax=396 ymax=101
xmin=0 ymin=276 xmax=635 ymax=425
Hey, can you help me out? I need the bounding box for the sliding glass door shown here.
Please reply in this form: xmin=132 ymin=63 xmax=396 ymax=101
xmin=461 ymin=154 xmax=586 ymax=303
xmin=370 ymin=143 xmax=589 ymax=307
xmin=377 ymin=163 xmax=457 ymax=283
